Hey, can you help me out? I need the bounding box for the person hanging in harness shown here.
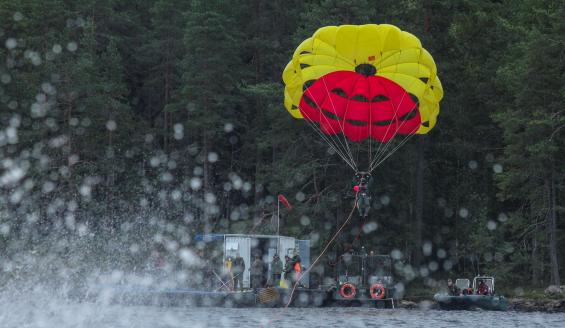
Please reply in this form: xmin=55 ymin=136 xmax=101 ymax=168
xmin=353 ymin=171 xmax=372 ymax=217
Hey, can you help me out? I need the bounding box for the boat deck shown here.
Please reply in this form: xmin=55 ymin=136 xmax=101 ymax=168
xmin=90 ymin=285 xmax=392 ymax=308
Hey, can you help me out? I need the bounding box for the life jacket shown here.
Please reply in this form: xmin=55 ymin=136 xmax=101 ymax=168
xmin=294 ymin=262 xmax=301 ymax=272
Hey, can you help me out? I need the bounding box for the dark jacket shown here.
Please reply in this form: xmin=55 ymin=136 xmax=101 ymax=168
xmin=233 ymin=256 xmax=245 ymax=273
xmin=271 ymin=258 xmax=283 ymax=275
xmin=284 ymin=259 xmax=293 ymax=274
xmin=251 ymin=259 xmax=264 ymax=276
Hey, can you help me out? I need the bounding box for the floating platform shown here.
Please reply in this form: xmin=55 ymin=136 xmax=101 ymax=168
xmin=91 ymin=285 xmax=257 ymax=307
xmin=89 ymin=285 xmax=392 ymax=308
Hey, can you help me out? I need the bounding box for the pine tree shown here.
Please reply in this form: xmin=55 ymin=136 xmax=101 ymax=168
xmin=494 ymin=0 xmax=564 ymax=285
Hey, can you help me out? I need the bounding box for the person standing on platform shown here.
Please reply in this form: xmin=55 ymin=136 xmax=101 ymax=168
xmin=282 ymin=255 xmax=293 ymax=288
xmin=232 ymin=253 xmax=245 ymax=291
xmin=250 ymin=255 xmax=264 ymax=290
xmin=271 ymin=254 xmax=283 ymax=287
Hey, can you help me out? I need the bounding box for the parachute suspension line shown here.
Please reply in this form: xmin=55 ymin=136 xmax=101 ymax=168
xmin=301 ymin=79 xmax=358 ymax=171
xmin=300 ymin=113 xmax=357 ymax=171
xmin=369 ymin=94 xmax=418 ymax=172
xmin=319 ymin=74 xmax=358 ymax=169
xmin=371 ymin=133 xmax=416 ymax=171
xmin=285 ymin=192 xmax=359 ymax=308
xmin=371 ymin=77 xmax=406 ymax=165
xmin=369 ymin=84 xmax=415 ymax=171
xmin=302 ymin=105 xmax=357 ymax=171
xmin=298 ymin=90 xmax=357 ymax=171
xmin=371 ymin=93 xmax=414 ymax=169
xmin=302 ymin=70 xmax=357 ymax=170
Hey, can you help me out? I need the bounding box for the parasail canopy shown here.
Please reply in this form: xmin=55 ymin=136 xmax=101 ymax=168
xmin=282 ymin=24 xmax=443 ymax=172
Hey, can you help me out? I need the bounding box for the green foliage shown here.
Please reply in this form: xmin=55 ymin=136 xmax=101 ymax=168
xmin=0 ymin=0 xmax=562 ymax=287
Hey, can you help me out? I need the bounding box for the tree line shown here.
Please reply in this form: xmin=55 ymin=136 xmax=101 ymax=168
xmin=0 ymin=0 xmax=562 ymax=288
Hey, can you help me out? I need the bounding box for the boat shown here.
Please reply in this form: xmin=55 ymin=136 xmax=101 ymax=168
xmin=88 ymin=234 xmax=396 ymax=308
xmin=434 ymin=276 xmax=508 ymax=311
xmin=327 ymin=251 xmax=397 ymax=308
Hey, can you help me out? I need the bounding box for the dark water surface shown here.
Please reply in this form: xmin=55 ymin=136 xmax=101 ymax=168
xmin=1 ymin=296 xmax=564 ymax=328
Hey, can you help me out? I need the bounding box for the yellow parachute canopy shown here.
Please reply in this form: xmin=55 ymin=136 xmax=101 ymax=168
xmin=282 ymin=24 xmax=443 ymax=135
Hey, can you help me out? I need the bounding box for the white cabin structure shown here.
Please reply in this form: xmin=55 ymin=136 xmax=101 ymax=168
xmin=195 ymin=233 xmax=310 ymax=288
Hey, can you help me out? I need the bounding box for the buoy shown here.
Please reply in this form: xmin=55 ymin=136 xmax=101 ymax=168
xmin=369 ymin=283 xmax=385 ymax=299
xmin=339 ymin=283 xmax=357 ymax=299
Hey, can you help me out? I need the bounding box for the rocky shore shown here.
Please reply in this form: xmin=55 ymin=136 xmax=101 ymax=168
xmin=509 ymin=298 xmax=565 ymax=312
xmin=397 ymin=298 xmax=565 ymax=312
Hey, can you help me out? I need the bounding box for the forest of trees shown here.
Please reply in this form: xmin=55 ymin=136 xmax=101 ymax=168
xmin=0 ymin=0 xmax=563 ymax=290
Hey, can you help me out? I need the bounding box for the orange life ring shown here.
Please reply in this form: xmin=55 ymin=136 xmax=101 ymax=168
xmin=339 ymin=283 xmax=357 ymax=299
xmin=369 ymin=283 xmax=386 ymax=299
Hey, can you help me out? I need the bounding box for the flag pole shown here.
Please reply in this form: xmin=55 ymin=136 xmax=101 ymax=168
xmin=277 ymin=197 xmax=280 ymax=255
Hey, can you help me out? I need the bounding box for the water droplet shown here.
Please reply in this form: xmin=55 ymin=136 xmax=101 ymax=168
xmin=205 ymin=192 xmax=216 ymax=204
xmin=5 ymin=38 xmax=17 ymax=49
xmin=390 ymin=249 xmax=403 ymax=260
xmin=493 ymin=163 xmax=503 ymax=173
xmin=149 ymin=156 xmax=160 ymax=167
xmin=0 ymin=224 xmax=10 ymax=236
xmin=106 ymin=120 xmax=117 ymax=131
xmin=52 ymin=44 xmax=62 ymax=54
xmin=300 ymin=215 xmax=310 ymax=226
xmin=174 ymin=123 xmax=184 ymax=140
xmin=13 ymin=12 xmax=23 ymax=21
xmin=295 ymin=191 xmax=305 ymax=201
xmin=443 ymin=260 xmax=453 ymax=271
xmin=380 ymin=195 xmax=390 ymax=205
xmin=190 ymin=177 xmax=201 ymax=190
xmin=160 ymin=172 xmax=173 ymax=183
xmin=468 ymin=160 xmax=478 ymax=170
xmin=207 ymin=152 xmax=218 ymax=163
xmin=224 ymin=123 xmax=234 ymax=132
xmin=422 ymin=241 xmax=432 ymax=256
xmin=498 ymin=213 xmax=508 ymax=222
xmin=458 ymin=208 xmax=469 ymax=218
xmin=362 ymin=221 xmax=378 ymax=234
xmin=487 ymin=220 xmax=497 ymax=230
xmin=1 ymin=73 xmax=12 ymax=84
xmin=129 ymin=243 xmax=140 ymax=253
xmin=419 ymin=266 xmax=429 ymax=277
xmin=67 ymin=41 xmax=78 ymax=52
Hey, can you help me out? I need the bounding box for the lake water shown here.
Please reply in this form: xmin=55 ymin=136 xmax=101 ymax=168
xmin=1 ymin=293 xmax=564 ymax=328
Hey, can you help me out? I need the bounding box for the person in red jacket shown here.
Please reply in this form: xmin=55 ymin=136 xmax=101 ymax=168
xmin=477 ymin=280 xmax=490 ymax=295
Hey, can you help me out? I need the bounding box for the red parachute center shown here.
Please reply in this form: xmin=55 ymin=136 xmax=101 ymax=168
xmin=298 ymin=71 xmax=421 ymax=142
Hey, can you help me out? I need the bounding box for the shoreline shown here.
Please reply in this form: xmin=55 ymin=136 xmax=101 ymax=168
xmin=398 ymin=298 xmax=565 ymax=312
